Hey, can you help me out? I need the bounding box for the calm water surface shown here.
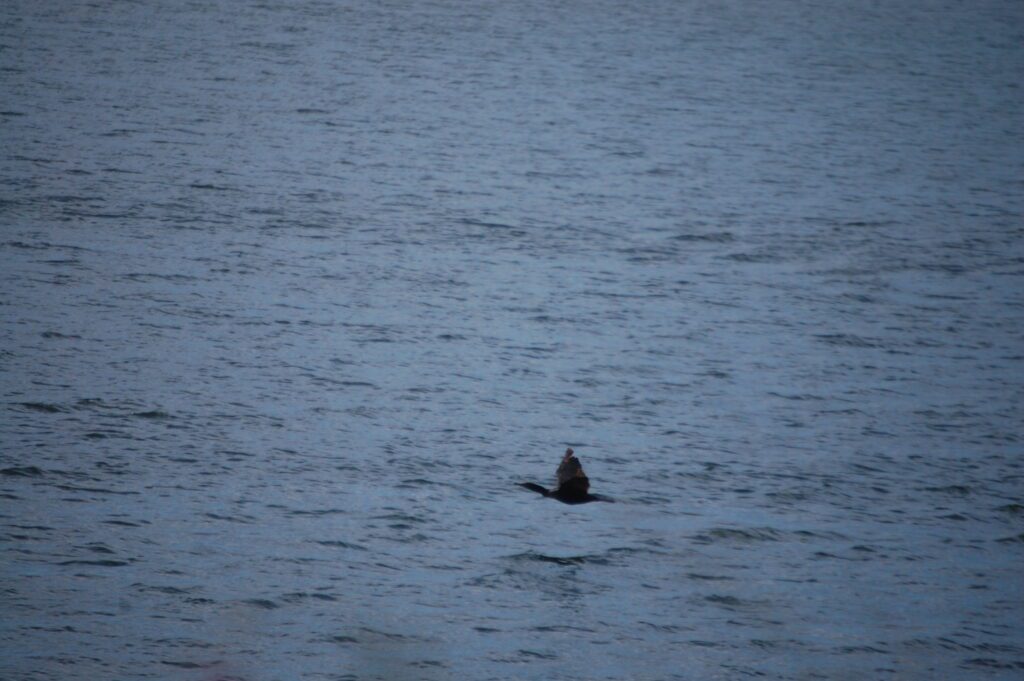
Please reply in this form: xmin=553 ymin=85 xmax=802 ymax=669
xmin=2 ymin=1 xmax=1022 ymax=679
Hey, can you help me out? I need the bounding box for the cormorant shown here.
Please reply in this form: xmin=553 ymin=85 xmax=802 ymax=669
xmin=519 ymin=448 xmax=614 ymax=504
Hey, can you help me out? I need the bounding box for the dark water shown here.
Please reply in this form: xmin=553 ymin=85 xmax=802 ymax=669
xmin=2 ymin=1 xmax=1023 ymax=679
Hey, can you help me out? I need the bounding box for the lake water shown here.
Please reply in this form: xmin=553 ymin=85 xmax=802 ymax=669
xmin=2 ymin=1 xmax=1022 ymax=679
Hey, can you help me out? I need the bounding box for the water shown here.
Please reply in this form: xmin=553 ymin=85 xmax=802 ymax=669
xmin=2 ymin=1 xmax=1022 ymax=679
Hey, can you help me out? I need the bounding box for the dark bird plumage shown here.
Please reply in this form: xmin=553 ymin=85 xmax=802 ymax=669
xmin=519 ymin=448 xmax=614 ymax=504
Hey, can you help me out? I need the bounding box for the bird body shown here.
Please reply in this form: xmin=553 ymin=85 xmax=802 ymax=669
xmin=519 ymin=448 xmax=613 ymax=504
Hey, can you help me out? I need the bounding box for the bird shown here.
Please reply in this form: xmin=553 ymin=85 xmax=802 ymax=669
xmin=519 ymin=448 xmax=614 ymax=504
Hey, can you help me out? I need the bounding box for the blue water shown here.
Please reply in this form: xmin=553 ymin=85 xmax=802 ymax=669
xmin=2 ymin=1 xmax=1022 ymax=679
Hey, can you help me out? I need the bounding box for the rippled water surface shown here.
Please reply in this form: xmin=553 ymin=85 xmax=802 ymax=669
xmin=2 ymin=1 xmax=1023 ymax=679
